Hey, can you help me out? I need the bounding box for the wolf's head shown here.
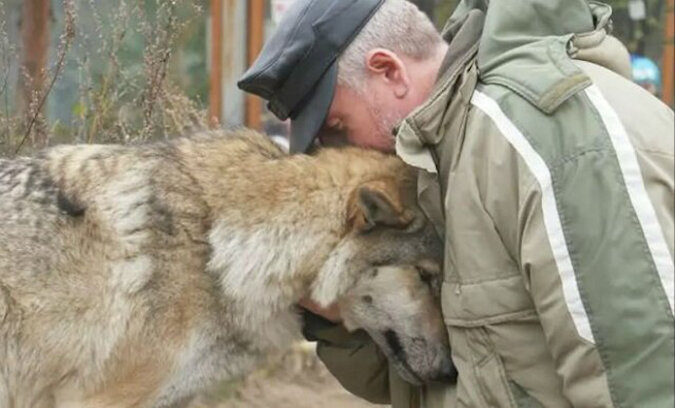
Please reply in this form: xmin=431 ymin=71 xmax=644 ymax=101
xmin=311 ymin=164 xmax=455 ymax=385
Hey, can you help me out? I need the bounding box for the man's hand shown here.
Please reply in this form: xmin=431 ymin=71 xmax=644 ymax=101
xmin=298 ymin=297 xmax=342 ymax=323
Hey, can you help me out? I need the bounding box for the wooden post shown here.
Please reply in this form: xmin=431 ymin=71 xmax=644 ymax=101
xmin=662 ymin=0 xmax=674 ymax=107
xmin=246 ymin=0 xmax=265 ymax=130
xmin=209 ymin=0 xmax=223 ymax=126
xmin=18 ymin=0 xmax=50 ymax=144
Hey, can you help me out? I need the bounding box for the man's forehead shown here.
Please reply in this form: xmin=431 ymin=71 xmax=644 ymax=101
xmin=323 ymin=87 xmax=344 ymax=124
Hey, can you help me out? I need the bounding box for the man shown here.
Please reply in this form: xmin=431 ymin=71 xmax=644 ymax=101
xmin=238 ymin=1 xmax=675 ymax=407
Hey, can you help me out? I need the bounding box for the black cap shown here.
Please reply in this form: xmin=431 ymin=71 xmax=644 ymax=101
xmin=238 ymin=0 xmax=384 ymax=153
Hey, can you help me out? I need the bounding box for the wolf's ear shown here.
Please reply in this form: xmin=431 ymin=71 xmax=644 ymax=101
xmin=349 ymin=180 xmax=412 ymax=232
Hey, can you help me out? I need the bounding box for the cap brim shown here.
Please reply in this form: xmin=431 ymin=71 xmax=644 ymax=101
xmin=289 ymin=63 xmax=337 ymax=153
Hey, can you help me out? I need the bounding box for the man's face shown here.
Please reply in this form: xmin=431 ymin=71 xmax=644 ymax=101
xmin=319 ymin=84 xmax=403 ymax=153
xmin=315 ymin=48 xmax=443 ymax=154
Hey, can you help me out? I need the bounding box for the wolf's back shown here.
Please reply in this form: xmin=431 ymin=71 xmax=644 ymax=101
xmin=0 ymin=132 xmax=279 ymax=283
xmin=0 ymin=142 xmax=207 ymax=404
xmin=0 ymin=154 xmax=77 ymax=274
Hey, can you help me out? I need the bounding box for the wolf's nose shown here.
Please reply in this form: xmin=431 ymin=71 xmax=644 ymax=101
xmin=433 ymin=357 xmax=458 ymax=383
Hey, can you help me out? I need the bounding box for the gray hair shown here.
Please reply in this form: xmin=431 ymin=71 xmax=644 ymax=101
xmin=337 ymin=0 xmax=444 ymax=91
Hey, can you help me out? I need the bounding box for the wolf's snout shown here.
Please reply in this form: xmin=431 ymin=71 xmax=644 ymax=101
xmin=392 ymin=334 xmax=455 ymax=385
xmin=432 ymin=354 xmax=457 ymax=383
xmin=422 ymin=341 xmax=455 ymax=384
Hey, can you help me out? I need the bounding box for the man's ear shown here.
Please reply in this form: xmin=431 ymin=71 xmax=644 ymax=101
xmin=348 ymin=179 xmax=413 ymax=232
xmin=365 ymin=48 xmax=409 ymax=98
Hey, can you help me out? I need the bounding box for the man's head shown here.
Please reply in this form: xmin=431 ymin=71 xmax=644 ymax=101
xmin=325 ymin=0 xmax=446 ymax=151
xmin=239 ymin=0 xmax=446 ymax=153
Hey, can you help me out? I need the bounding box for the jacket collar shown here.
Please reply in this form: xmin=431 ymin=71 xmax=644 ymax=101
xmin=395 ymin=9 xmax=484 ymax=174
xmin=394 ymin=10 xmax=485 ymax=238
xmin=395 ymin=0 xmax=615 ymax=171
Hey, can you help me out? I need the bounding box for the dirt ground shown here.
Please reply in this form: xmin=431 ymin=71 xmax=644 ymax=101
xmin=189 ymin=343 xmax=387 ymax=408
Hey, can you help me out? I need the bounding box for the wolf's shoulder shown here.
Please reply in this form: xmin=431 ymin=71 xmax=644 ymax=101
xmin=176 ymin=129 xmax=287 ymax=160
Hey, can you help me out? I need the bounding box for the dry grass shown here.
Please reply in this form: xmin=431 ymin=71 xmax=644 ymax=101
xmin=0 ymin=0 xmax=211 ymax=157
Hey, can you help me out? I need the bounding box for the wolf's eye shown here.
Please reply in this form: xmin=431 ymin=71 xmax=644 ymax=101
xmin=416 ymin=266 xmax=433 ymax=286
xmin=362 ymin=295 xmax=373 ymax=304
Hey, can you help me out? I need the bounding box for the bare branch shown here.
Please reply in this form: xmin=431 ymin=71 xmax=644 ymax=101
xmin=15 ymin=0 xmax=75 ymax=154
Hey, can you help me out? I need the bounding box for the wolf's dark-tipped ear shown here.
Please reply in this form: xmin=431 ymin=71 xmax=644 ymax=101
xmin=348 ymin=180 xmax=413 ymax=232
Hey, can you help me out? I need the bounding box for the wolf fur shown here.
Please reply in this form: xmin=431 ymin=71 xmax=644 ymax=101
xmin=0 ymin=130 xmax=449 ymax=407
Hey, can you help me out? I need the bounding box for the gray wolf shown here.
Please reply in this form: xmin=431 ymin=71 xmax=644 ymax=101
xmin=0 ymin=130 xmax=452 ymax=407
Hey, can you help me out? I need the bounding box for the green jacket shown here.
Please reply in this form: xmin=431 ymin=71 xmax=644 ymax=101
xmin=308 ymin=1 xmax=674 ymax=407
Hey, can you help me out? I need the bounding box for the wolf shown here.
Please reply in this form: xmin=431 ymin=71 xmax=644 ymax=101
xmin=0 ymin=130 xmax=453 ymax=407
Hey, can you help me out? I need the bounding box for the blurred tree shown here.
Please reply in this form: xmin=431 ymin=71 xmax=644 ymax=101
xmin=410 ymin=0 xmax=437 ymax=19
xmin=17 ymin=0 xmax=50 ymax=145
xmin=1 ymin=0 xmax=209 ymax=152
xmin=607 ymin=0 xmax=665 ymax=59
xmin=433 ymin=0 xmax=458 ymax=28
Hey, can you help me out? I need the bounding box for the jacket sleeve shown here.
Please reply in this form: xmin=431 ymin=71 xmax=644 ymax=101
xmin=517 ymin=147 xmax=675 ymax=407
xmin=302 ymin=311 xmax=391 ymax=404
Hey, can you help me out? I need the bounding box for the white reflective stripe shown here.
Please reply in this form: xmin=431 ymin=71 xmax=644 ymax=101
xmin=585 ymin=85 xmax=675 ymax=315
xmin=470 ymin=90 xmax=596 ymax=343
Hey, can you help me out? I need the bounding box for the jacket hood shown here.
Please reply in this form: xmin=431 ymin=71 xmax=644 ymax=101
xmin=444 ymin=0 xmax=616 ymax=114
